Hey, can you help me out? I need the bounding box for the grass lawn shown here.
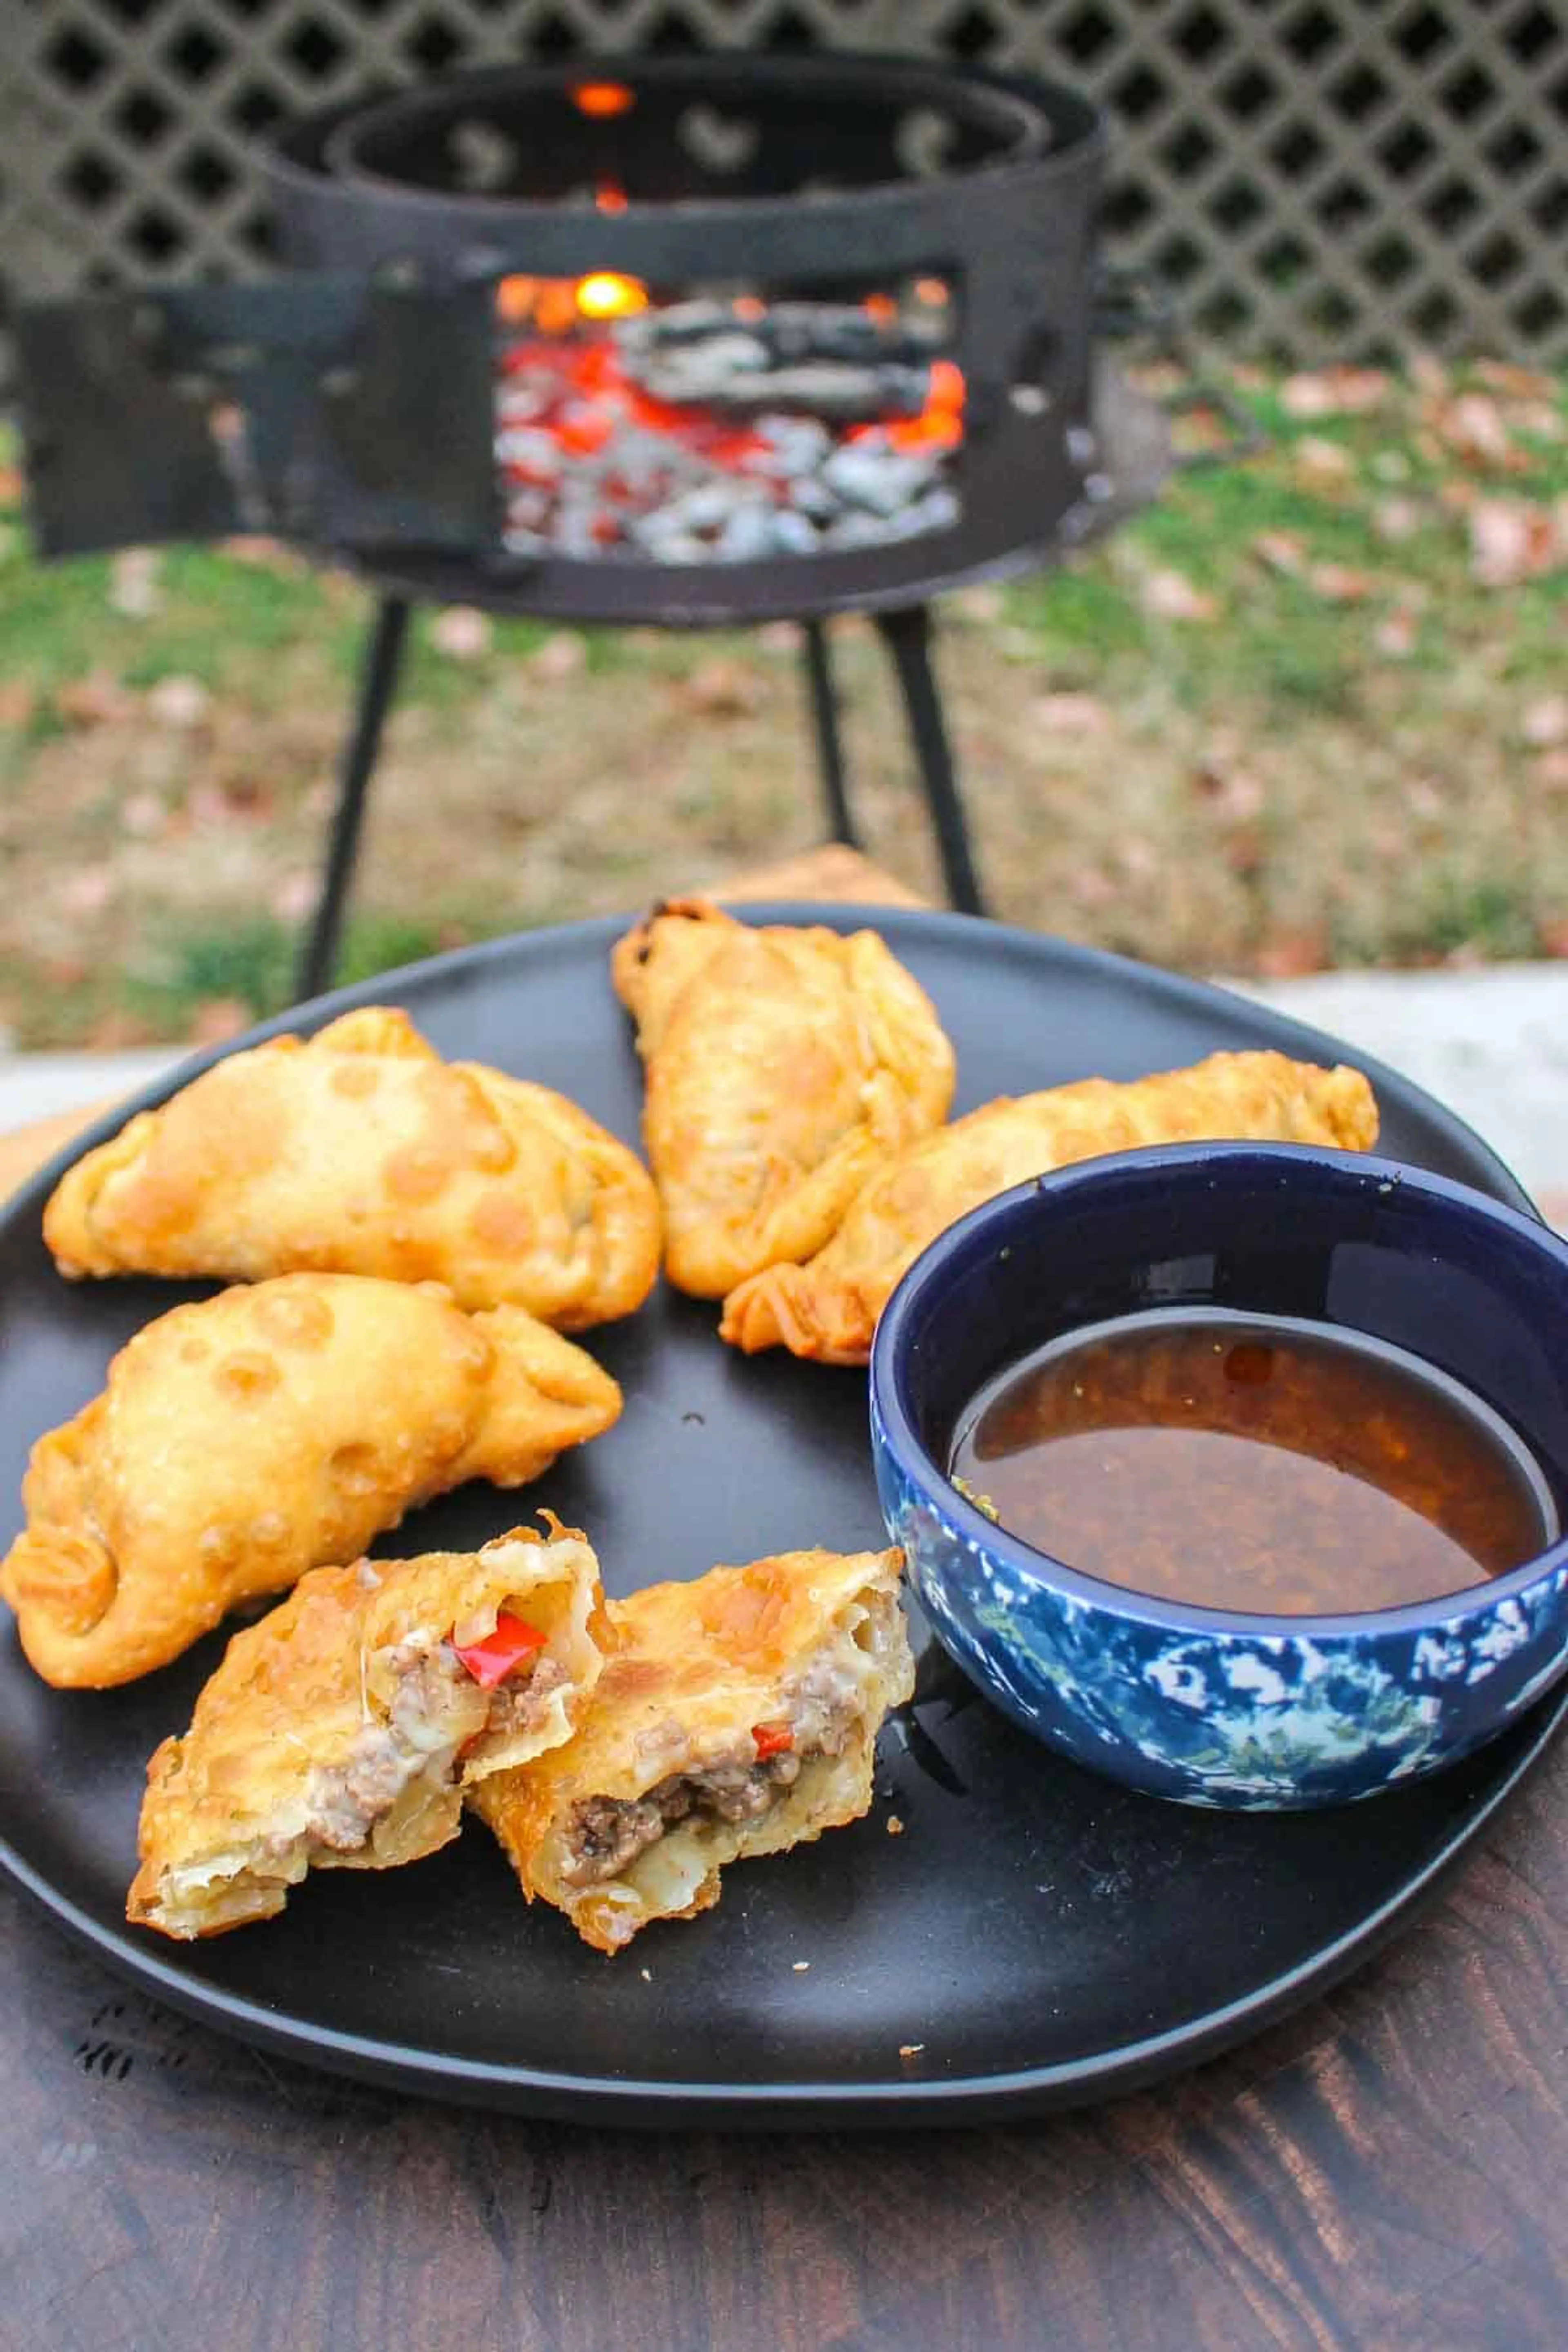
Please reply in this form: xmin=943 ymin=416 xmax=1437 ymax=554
xmin=0 ymin=356 xmax=1564 ymax=1048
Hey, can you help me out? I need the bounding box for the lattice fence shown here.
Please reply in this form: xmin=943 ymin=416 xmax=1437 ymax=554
xmin=4 ymin=0 xmax=1566 ymax=364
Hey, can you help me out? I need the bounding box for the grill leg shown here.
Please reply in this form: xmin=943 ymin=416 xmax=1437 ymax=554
xmin=295 ymin=593 xmax=413 ymax=1002
xmin=801 ymin=619 xmax=858 ymax=848
xmin=874 ymin=603 xmax=986 ymax=917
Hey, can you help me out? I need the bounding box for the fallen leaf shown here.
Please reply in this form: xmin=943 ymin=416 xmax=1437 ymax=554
xmin=0 ymin=682 xmax=37 ymax=728
xmin=120 ymin=791 xmax=166 ymax=837
xmin=1280 ymin=365 xmax=1390 ymax=418
xmin=1223 ymin=824 xmax=1266 ymax=875
xmin=949 ymin=585 xmax=1005 ymax=624
xmin=1292 ymin=435 xmax=1354 ymax=491
xmin=1373 ymin=497 xmax=1424 ymax=543
xmin=1252 ymin=531 xmax=1306 ymax=576
xmin=109 ymin=548 xmax=162 ymax=619
xmin=1521 ymin=695 xmax=1568 ymax=748
xmin=271 ymin=871 xmax=319 ymax=922
xmin=1140 ymin=569 xmax=1218 ymax=623
xmin=1309 ymin=564 xmax=1375 ymax=603
xmin=58 ymin=866 xmax=115 ymax=915
xmin=146 ymin=675 xmax=212 ymax=729
xmin=1193 ymin=763 xmax=1265 ymax=822
xmin=0 ymin=463 xmax=22 ymax=504
xmin=55 ymin=672 xmax=134 ymax=727
xmin=188 ymin=998 xmax=252 ymax=1047
xmin=1509 ymin=402 xmax=1566 ymax=442
xmin=1254 ymin=927 xmax=1328 ymax=978
xmin=1472 ymin=360 xmax=1556 ymax=403
xmin=1434 ymin=392 xmax=1522 ymax=472
xmin=1029 ymin=691 xmax=1113 ymax=734
xmin=83 ymin=1008 xmax=157 ymax=1050
xmin=680 ymin=657 xmax=764 ymax=717
xmin=1068 ymin=866 xmax=1119 ymax=908
xmin=1410 ymin=354 xmax=1450 ymax=399
xmin=1374 ymin=608 xmax=1419 ymax=658
xmin=1468 ymin=499 xmax=1562 ymax=588
xmin=528 ymin=630 xmax=589 ymax=682
xmin=429 ymin=606 xmax=493 ymax=661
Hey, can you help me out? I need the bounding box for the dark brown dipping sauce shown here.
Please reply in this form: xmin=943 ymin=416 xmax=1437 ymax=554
xmin=949 ymin=1310 xmax=1557 ymax=1615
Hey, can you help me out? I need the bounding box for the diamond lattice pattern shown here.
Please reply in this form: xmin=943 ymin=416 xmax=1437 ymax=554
xmin=4 ymin=0 xmax=1567 ymax=361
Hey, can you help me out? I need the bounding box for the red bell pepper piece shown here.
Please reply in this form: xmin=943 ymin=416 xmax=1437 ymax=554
xmin=751 ymin=1722 xmax=794 ymax=1761
xmin=452 ymin=1614 xmax=548 ymax=1689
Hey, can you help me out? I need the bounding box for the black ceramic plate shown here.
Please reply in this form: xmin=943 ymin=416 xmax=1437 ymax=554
xmin=2 ymin=909 xmax=1563 ymax=2127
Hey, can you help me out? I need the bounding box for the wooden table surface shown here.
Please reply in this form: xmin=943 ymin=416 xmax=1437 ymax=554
xmin=3 ymin=850 xmax=1566 ymax=2352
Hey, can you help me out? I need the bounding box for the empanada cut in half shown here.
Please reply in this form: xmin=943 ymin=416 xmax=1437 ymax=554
xmin=128 ymin=1521 xmax=605 ymax=1940
xmin=722 ymin=1048 xmax=1380 ymax=1365
xmin=610 ymin=901 xmax=954 ymax=1298
xmin=44 ymin=1005 xmax=660 ymax=1330
xmin=0 ymin=1273 xmax=621 ymax=1688
xmin=471 ymin=1546 xmax=914 ymax=1953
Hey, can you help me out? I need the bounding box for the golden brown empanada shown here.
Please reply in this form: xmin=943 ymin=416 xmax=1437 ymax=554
xmin=0 ymin=1273 xmax=621 ymax=1688
xmin=721 ymin=1048 xmax=1379 ymax=1365
xmin=610 ymin=901 xmax=954 ymax=1298
xmin=43 ymin=1006 xmax=660 ymax=1329
xmin=471 ymin=1545 xmax=913 ymax=1953
xmin=128 ymin=1520 xmax=606 ymax=1940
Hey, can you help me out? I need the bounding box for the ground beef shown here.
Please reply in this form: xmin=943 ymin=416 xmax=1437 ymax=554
xmin=484 ymin=1654 xmax=569 ymax=1741
xmin=302 ymin=1728 xmax=412 ymax=1852
xmin=562 ymin=1750 xmax=808 ymax=1888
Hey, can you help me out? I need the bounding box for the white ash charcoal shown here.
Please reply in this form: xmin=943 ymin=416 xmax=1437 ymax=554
xmin=654 ymin=482 xmax=748 ymax=534
xmin=682 ymin=361 xmax=929 ymax=420
xmin=716 ymin=502 xmax=778 ymax=561
xmin=496 ymin=427 xmax=563 ymax=475
xmin=821 ymin=444 xmax=942 ymax=516
xmin=906 ymin=486 xmax=961 ymax=533
xmin=505 ymin=488 xmax=553 ymax=530
xmin=785 ymin=477 xmax=843 ymax=522
xmin=633 ymin=335 xmax=772 ymax=404
xmin=769 ymin=510 xmax=822 ymax=555
xmin=628 ymin=516 xmax=708 ymax=563
xmin=823 ymin=508 xmax=898 ymax=550
xmin=616 ymin=299 xmax=732 ymax=349
xmin=750 ymin=415 xmax=831 ymax=473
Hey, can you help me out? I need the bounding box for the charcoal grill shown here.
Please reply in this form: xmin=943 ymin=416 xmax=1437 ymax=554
xmin=13 ymin=53 xmax=1190 ymax=996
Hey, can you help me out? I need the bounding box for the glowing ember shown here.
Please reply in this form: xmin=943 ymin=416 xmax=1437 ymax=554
xmin=914 ymin=278 xmax=950 ymax=306
xmin=494 ymin=286 xmax=965 ymax=563
xmin=572 ymin=82 xmax=635 ymax=118
xmin=595 ymin=183 xmax=628 ymax=214
xmin=576 ymin=272 xmax=649 ymax=321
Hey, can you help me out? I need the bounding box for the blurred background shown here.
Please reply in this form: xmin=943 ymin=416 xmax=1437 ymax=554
xmin=0 ymin=0 xmax=1564 ymax=1051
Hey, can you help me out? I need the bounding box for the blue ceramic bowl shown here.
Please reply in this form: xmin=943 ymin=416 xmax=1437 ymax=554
xmin=870 ymin=1144 xmax=1568 ymax=1809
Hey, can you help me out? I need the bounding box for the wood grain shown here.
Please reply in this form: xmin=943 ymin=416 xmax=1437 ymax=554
xmin=3 ymin=1722 xmax=1566 ymax=2352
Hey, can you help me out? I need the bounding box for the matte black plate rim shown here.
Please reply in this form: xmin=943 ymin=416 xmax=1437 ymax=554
xmin=0 ymin=906 xmax=1552 ymax=2127
xmin=4 ymin=1678 xmax=1563 ymax=2127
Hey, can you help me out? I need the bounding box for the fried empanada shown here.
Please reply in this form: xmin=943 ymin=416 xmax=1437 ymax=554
xmin=0 ymin=1273 xmax=621 ymax=1688
xmin=470 ymin=1545 xmax=914 ymax=1953
xmin=128 ymin=1520 xmax=606 ymax=1940
xmin=722 ymin=1048 xmax=1379 ymax=1365
xmin=610 ymin=901 xmax=954 ymax=1298
xmin=44 ymin=1006 xmax=660 ymax=1329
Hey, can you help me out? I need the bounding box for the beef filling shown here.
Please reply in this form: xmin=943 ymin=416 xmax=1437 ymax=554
xmin=564 ymin=1751 xmax=807 ymax=1887
xmin=296 ymin=1639 xmax=554 ymax=1857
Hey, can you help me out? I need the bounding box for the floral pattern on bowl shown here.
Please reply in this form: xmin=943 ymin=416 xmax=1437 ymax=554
xmin=869 ymin=1144 xmax=1568 ymax=1810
